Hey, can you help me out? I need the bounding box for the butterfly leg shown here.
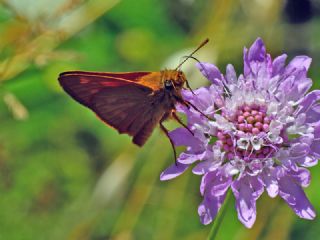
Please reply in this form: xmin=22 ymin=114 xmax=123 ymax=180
xmin=185 ymin=80 xmax=196 ymax=95
xmin=182 ymin=100 xmax=212 ymax=120
xmin=172 ymin=111 xmax=194 ymax=136
xmin=159 ymin=121 xmax=178 ymax=165
xmin=174 ymin=95 xmax=211 ymax=120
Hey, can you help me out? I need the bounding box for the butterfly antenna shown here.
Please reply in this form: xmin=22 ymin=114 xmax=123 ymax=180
xmin=186 ymin=56 xmax=232 ymax=98
xmin=180 ymin=56 xmax=207 ymax=96
xmin=175 ymin=38 xmax=209 ymax=71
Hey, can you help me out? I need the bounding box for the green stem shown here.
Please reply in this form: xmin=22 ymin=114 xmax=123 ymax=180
xmin=206 ymin=189 xmax=232 ymax=240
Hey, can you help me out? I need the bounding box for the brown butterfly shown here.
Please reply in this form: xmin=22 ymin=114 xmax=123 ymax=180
xmin=58 ymin=39 xmax=209 ymax=161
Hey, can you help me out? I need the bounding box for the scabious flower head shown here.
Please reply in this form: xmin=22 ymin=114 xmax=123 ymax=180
xmin=161 ymin=38 xmax=319 ymax=228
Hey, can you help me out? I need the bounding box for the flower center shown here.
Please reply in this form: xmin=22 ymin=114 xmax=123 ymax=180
xmin=216 ymin=104 xmax=277 ymax=163
xmin=235 ymin=104 xmax=269 ymax=135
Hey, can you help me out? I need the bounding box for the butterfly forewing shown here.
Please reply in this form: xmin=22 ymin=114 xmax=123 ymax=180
xmin=59 ymin=71 xmax=154 ymax=106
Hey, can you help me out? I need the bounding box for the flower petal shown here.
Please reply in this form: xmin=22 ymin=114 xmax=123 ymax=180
xmin=196 ymin=62 xmax=223 ymax=85
xmin=193 ymin=157 xmax=222 ymax=175
xmin=277 ymin=70 xmax=312 ymax=102
xmin=192 ymin=87 xmax=216 ymax=114
xmin=198 ymin=194 xmax=226 ymax=225
xmin=200 ymin=170 xmax=232 ymax=196
xmin=272 ymin=54 xmax=287 ymax=76
xmin=169 ymin=127 xmax=200 ymax=148
xmin=178 ymin=151 xmax=206 ymax=164
xmin=297 ymin=90 xmax=320 ymax=112
xmin=247 ymin=38 xmax=266 ymax=62
xmin=260 ymin=170 xmax=279 ymax=198
xmin=286 ymin=56 xmax=312 ymax=73
xmin=231 ymin=175 xmax=264 ymax=228
xmin=289 ymin=168 xmax=311 ymax=187
xmin=296 ymin=90 xmax=320 ymax=124
xmin=290 ymin=143 xmax=310 ymax=159
xmin=310 ymin=124 xmax=320 ymax=157
xmin=278 ymin=174 xmax=315 ymax=220
xmin=160 ymin=162 xmax=189 ymax=181
xmin=298 ymin=156 xmax=318 ymax=168
xmin=225 ymin=64 xmax=237 ymax=84
xmin=193 ymin=160 xmax=211 ymax=175
xmin=198 ymin=170 xmax=232 ymax=224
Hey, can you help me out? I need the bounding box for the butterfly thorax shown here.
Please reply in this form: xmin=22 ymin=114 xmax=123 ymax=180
xmin=150 ymin=69 xmax=185 ymax=111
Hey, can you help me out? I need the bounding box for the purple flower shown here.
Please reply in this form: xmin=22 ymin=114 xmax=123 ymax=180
xmin=161 ymin=38 xmax=318 ymax=228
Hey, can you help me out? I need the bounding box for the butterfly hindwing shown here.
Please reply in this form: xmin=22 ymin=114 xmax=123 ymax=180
xmin=92 ymin=84 xmax=166 ymax=146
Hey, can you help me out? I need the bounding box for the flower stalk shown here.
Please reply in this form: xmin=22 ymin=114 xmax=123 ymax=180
xmin=206 ymin=189 xmax=232 ymax=240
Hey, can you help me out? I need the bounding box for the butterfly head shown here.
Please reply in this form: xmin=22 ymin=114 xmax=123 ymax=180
xmin=162 ymin=70 xmax=186 ymax=92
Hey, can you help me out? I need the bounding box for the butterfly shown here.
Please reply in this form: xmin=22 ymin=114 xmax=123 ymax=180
xmin=58 ymin=39 xmax=209 ymax=161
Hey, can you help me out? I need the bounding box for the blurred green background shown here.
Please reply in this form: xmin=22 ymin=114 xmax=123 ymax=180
xmin=0 ymin=0 xmax=320 ymax=239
